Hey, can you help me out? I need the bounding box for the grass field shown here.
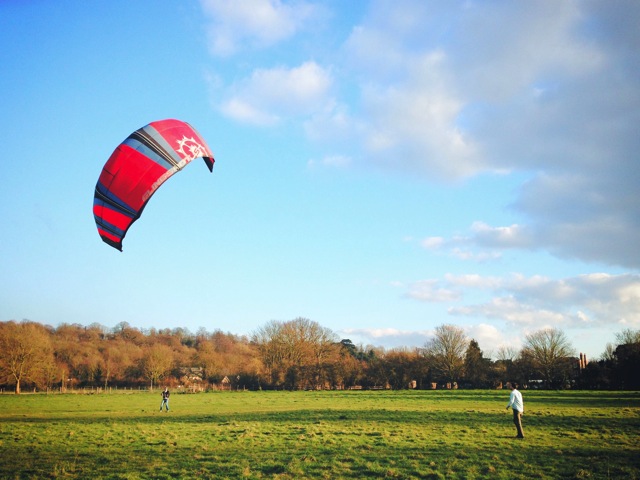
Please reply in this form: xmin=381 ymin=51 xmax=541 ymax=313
xmin=0 ymin=390 xmax=638 ymax=479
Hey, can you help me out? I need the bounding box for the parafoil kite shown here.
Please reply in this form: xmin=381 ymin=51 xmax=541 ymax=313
xmin=93 ymin=119 xmax=215 ymax=251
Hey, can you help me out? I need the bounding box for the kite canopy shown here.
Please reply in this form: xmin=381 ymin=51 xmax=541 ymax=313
xmin=93 ymin=119 xmax=215 ymax=251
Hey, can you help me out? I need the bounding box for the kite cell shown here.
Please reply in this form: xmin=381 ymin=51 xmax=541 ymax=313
xmin=93 ymin=119 xmax=215 ymax=251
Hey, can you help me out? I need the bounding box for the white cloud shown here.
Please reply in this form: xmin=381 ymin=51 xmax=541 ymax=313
xmin=449 ymin=296 xmax=570 ymax=326
xmin=304 ymin=102 xmax=365 ymax=147
xmin=340 ymin=271 xmax=634 ymax=354
xmin=516 ymin=172 xmax=640 ymax=267
xmin=450 ymin=248 xmax=502 ymax=263
xmin=421 ymin=236 xmax=444 ymax=249
xmin=420 ymin=223 xmax=524 ymax=262
xmin=335 ymin=2 xmax=495 ymax=178
xmin=445 ymin=273 xmax=501 ymax=290
xmin=307 ymin=154 xmax=352 ymax=169
xmin=470 ymin=222 xmax=534 ymax=249
xmin=341 ymin=323 xmax=517 ymax=358
xmin=219 ymin=98 xmax=279 ymax=126
xmin=355 ymin=51 xmax=481 ymax=180
xmin=450 ymin=1 xmax=603 ymax=101
xmin=408 ymin=272 xmax=640 ymax=329
xmin=423 ymin=207 xmax=639 ymax=268
xmin=220 ymin=61 xmax=333 ymax=125
xmin=353 ymin=327 xmax=406 ymax=339
xmin=201 ymin=0 xmax=315 ymax=56
xmin=335 ymin=1 xmax=640 ymax=268
xmin=340 ymin=327 xmax=432 ymax=349
xmin=405 ymin=279 xmax=461 ymax=303
xmin=465 ymin=323 xmax=512 ymax=356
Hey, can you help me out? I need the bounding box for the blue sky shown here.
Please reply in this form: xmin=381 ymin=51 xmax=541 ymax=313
xmin=1 ymin=0 xmax=638 ymax=360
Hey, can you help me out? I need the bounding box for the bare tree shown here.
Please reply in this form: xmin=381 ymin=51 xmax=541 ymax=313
xmin=252 ymin=320 xmax=287 ymax=385
xmin=99 ymin=338 xmax=139 ymax=389
xmin=0 ymin=321 xmax=54 ymax=393
xmin=252 ymin=318 xmax=339 ymax=389
xmin=380 ymin=348 xmax=425 ymax=390
xmin=522 ymin=328 xmax=575 ymax=388
xmin=422 ymin=324 xmax=469 ymax=384
xmin=141 ymin=344 xmax=174 ymax=390
xmin=195 ymin=340 xmax=224 ymax=382
xmin=615 ymin=329 xmax=640 ymax=345
xmin=333 ymin=344 xmax=366 ymax=389
xmin=496 ymin=346 xmax=518 ymax=362
xmin=601 ymin=342 xmax=616 ymax=362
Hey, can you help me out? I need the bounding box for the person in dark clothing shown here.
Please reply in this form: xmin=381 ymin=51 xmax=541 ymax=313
xmin=160 ymin=387 xmax=170 ymax=412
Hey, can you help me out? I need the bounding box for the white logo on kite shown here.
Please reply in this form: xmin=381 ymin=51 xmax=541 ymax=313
xmin=176 ymin=136 xmax=206 ymax=162
xmin=142 ymin=137 xmax=207 ymax=202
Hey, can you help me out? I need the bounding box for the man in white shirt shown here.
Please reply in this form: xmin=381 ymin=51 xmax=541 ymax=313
xmin=506 ymin=382 xmax=524 ymax=438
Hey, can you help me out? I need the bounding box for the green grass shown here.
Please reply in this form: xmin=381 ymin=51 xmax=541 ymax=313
xmin=1 ymin=390 xmax=638 ymax=479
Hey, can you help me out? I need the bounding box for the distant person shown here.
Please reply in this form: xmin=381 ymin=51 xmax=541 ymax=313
xmin=160 ymin=387 xmax=170 ymax=412
xmin=506 ymin=382 xmax=524 ymax=438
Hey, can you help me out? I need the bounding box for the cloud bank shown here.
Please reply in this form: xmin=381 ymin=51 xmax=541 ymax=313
xmin=203 ymin=0 xmax=639 ymax=269
xmin=406 ymin=272 xmax=640 ymax=329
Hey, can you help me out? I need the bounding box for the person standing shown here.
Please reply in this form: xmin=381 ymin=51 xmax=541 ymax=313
xmin=160 ymin=387 xmax=170 ymax=412
xmin=506 ymin=382 xmax=524 ymax=438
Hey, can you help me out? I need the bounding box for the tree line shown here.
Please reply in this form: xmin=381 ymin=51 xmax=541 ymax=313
xmin=0 ymin=319 xmax=638 ymax=394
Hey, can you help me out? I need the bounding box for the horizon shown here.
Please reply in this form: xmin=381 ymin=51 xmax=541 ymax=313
xmin=1 ymin=318 xmax=611 ymax=363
